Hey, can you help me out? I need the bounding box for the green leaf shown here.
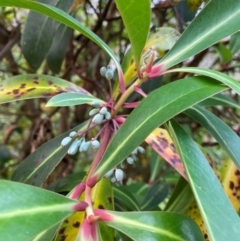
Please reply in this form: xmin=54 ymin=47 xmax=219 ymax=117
xmin=199 ymin=93 xmax=240 ymax=109
xmin=168 ymin=120 xmax=240 ymax=241
xmin=167 ymin=67 xmax=240 ymax=95
xmin=113 ymin=185 xmax=141 ymax=211
xmin=98 ymin=210 xmax=204 ymax=241
xmin=46 ymin=92 xmax=104 ymax=107
xmin=47 ymin=172 xmax=85 ymax=192
xmin=0 ymin=74 xmax=89 ymax=104
xmin=0 ymin=0 xmax=122 ymax=77
xmin=21 ymin=0 xmax=73 ymax=70
xmin=47 ymin=23 xmax=73 ymax=73
xmin=230 ymin=31 xmax=240 ymax=54
xmin=92 ymin=76 xmax=227 ymax=180
xmin=30 ymin=224 xmax=61 ymax=241
xmin=114 ymin=0 xmax=151 ymax=70
xmin=185 ymin=105 xmax=240 ymax=171
xmin=149 ymin=150 xmax=162 ymax=183
xmin=0 ymin=180 xmax=77 ymax=241
xmin=12 ymin=121 xmax=88 ymax=186
xmin=165 ymin=177 xmax=194 ymax=213
xmin=217 ymin=42 xmax=233 ymax=63
xmin=158 ymin=0 xmax=240 ymax=70
xmin=140 ymin=180 xmax=168 ymax=211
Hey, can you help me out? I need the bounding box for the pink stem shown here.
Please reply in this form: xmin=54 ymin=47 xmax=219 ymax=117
xmin=86 ymin=123 xmax=112 ymax=187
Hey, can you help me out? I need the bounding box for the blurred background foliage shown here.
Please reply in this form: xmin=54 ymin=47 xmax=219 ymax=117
xmin=0 ymin=0 xmax=239 ymax=212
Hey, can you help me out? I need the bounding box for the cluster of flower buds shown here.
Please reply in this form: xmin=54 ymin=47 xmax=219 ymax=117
xmin=61 ymin=131 xmax=100 ymax=155
xmin=100 ymin=66 xmax=114 ymax=80
xmin=126 ymin=146 xmax=145 ymax=165
xmin=89 ymin=101 xmax=111 ymax=124
xmin=104 ymin=168 xmax=125 ymax=185
xmin=104 ymin=146 xmax=145 ymax=185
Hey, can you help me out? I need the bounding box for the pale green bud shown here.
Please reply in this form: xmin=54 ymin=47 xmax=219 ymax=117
xmin=92 ymin=113 xmax=104 ymax=124
xmin=99 ymin=107 xmax=107 ymax=115
xmin=126 ymin=157 xmax=134 ymax=165
xmin=61 ymin=136 xmax=72 ymax=147
xmin=105 ymin=69 xmax=114 ymax=80
xmin=100 ymin=66 xmax=107 ymax=77
xmin=89 ymin=108 xmax=99 ymax=116
xmin=105 ymin=111 xmax=111 ymax=120
xmin=69 ymin=131 xmax=77 ymax=138
xmin=91 ymin=139 xmax=100 ymax=149
xmin=91 ymin=100 xmax=102 ymax=108
xmin=104 ymin=169 xmax=114 ymax=178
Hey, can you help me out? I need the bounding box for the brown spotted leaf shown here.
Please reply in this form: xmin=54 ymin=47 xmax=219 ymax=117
xmin=0 ymin=74 xmax=90 ymax=104
xmin=145 ymin=127 xmax=187 ymax=179
xmin=55 ymin=178 xmax=114 ymax=241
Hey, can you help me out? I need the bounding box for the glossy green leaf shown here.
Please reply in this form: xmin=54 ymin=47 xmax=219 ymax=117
xmin=0 ymin=180 xmax=78 ymax=241
xmin=46 ymin=92 xmax=104 ymax=107
xmin=12 ymin=121 xmax=88 ymax=186
xmin=113 ymin=186 xmax=141 ymax=211
xmin=21 ymin=0 xmax=75 ymax=71
xmin=0 ymin=0 xmax=122 ymax=78
xmin=47 ymin=172 xmax=85 ymax=192
xmin=199 ymin=93 xmax=240 ymax=109
xmin=149 ymin=150 xmax=162 ymax=183
xmin=140 ymin=180 xmax=168 ymax=211
xmin=0 ymin=74 xmax=89 ymax=104
xmin=230 ymin=31 xmax=240 ymax=54
xmin=168 ymin=121 xmax=240 ymax=241
xmin=165 ymin=177 xmax=194 ymax=213
xmin=114 ymin=0 xmax=151 ymax=70
xmin=47 ymin=23 xmax=73 ymax=73
xmin=217 ymin=42 xmax=233 ymax=63
xmin=99 ymin=210 xmax=204 ymax=241
xmin=158 ymin=0 xmax=240 ymax=70
xmin=92 ymin=76 xmax=227 ymax=180
xmin=185 ymin=105 xmax=240 ymax=171
xmin=167 ymin=67 xmax=240 ymax=95
xmin=30 ymin=224 xmax=61 ymax=241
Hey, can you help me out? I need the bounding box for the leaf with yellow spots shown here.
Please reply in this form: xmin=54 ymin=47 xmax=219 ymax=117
xmin=55 ymin=178 xmax=114 ymax=241
xmin=113 ymin=28 xmax=180 ymax=99
xmin=219 ymin=158 xmax=240 ymax=213
xmin=145 ymin=127 xmax=187 ymax=179
xmin=185 ymin=202 xmax=210 ymax=241
xmin=0 ymin=74 xmax=90 ymax=104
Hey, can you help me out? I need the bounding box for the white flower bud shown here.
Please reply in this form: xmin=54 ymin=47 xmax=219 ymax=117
xmin=105 ymin=69 xmax=114 ymax=80
xmin=89 ymin=108 xmax=99 ymax=116
xmin=105 ymin=111 xmax=111 ymax=120
xmin=92 ymin=113 xmax=104 ymax=124
xmin=68 ymin=139 xmax=82 ymax=155
xmin=132 ymin=148 xmax=138 ymax=155
xmin=91 ymin=139 xmax=100 ymax=149
xmin=137 ymin=146 xmax=145 ymax=154
xmin=91 ymin=100 xmax=102 ymax=108
xmin=79 ymin=139 xmax=91 ymax=152
xmin=111 ymin=176 xmax=117 ymax=183
xmin=131 ymin=154 xmax=138 ymax=161
xmin=99 ymin=107 xmax=107 ymax=115
xmin=126 ymin=157 xmax=134 ymax=165
xmin=100 ymin=66 xmax=107 ymax=77
xmin=69 ymin=131 xmax=77 ymax=138
xmin=115 ymin=169 xmax=124 ymax=182
xmin=104 ymin=169 xmax=114 ymax=178
xmin=61 ymin=136 xmax=72 ymax=147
